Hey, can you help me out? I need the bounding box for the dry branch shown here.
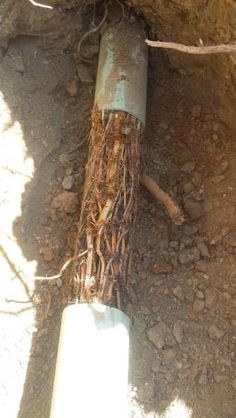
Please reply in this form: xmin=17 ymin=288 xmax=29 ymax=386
xmin=141 ymin=174 xmax=185 ymax=225
xmin=146 ymin=40 xmax=236 ymax=55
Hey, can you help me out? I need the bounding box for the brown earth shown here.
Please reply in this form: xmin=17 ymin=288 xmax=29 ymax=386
xmin=0 ymin=2 xmax=236 ymax=418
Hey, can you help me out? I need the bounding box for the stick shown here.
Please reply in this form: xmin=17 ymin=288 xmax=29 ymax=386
xmin=141 ymin=174 xmax=185 ymax=225
xmin=145 ymin=40 xmax=236 ymax=55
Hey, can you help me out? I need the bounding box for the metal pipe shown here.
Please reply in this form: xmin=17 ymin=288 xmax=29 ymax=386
xmin=94 ymin=20 xmax=148 ymax=125
xmin=50 ymin=304 xmax=130 ymax=418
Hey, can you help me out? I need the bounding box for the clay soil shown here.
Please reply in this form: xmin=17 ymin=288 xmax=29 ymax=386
xmin=0 ymin=7 xmax=236 ymax=418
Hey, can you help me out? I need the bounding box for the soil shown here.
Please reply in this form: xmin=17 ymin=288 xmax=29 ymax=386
xmin=0 ymin=3 xmax=236 ymax=418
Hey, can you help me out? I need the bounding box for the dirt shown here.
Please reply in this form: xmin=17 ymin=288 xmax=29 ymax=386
xmin=0 ymin=2 xmax=236 ymax=418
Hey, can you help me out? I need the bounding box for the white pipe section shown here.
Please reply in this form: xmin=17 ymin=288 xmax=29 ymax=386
xmin=50 ymin=303 xmax=130 ymax=418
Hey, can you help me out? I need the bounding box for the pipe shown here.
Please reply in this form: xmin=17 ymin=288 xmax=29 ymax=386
xmin=50 ymin=304 xmax=130 ymax=418
xmin=94 ymin=20 xmax=148 ymax=125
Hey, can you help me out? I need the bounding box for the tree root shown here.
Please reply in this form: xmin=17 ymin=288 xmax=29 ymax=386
xmin=141 ymin=174 xmax=185 ymax=225
xmin=146 ymin=40 xmax=236 ymax=55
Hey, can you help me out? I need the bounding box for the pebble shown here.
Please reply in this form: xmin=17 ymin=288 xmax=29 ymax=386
xmin=205 ymin=287 xmax=218 ymax=309
xmin=183 ymin=225 xmax=199 ymax=236
xmin=65 ymin=80 xmax=78 ymax=97
xmin=150 ymin=262 xmax=172 ymax=274
xmin=184 ymin=198 xmax=204 ymax=220
xmin=173 ymin=286 xmax=185 ymax=301
xmin=179 ymin=247 xmax=200 ymax=264
xmin=191 ymin=104 xmax=202 ymax=118
xmin=224 ymin=231 xmax=236 ymax=248
xmin=163 ymin=349 xmax=176 ymax=364
xmin=211 ymin=175 xmax=225 ymax=184
xmin=56 ymin=278 xmax=63 ymax=288
xmin=182 ymin=182 xmax=194 ymax=194
xmin=147 ymin=321 xmax=168 ymax=349
xmin=208 ymin=324 xmax=224 ymax=340
xmin=195 ymin=260 xmax=208 ymax=272
xmin=215 ymin=160 xmax=229 ymax=175
xmin=193 ymin=299 xmax=205 ymax=312
xmin=192 ymin=171 xmax=201 ymax=186
xmin=52 ymin=192 xmax=78 ymax=214
xmin=62 ymin=175 xmax=74 ymax=190
xmin=173 ymin=321 xmax=184 ymax=343
xmin=181 ymin=161 xmax=196 ymax=173
xmin=41 ymin=246 xmax=54 ymax=262
xmin=197 ymin=242 xmax=210 ymax=258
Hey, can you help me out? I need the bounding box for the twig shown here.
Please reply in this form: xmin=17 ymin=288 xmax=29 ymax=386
xmin=146 ymin=40 xmax=236 ymax=55
xmin=141 ymin=174 xmax=185 ymax=225
xmin=28 ymin=0 xmax=53 ymax=9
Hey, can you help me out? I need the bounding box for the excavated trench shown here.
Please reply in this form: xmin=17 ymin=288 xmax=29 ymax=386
xmin=0 ymin=1 xmax=236 ymax=418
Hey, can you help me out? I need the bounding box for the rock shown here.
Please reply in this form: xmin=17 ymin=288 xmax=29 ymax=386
xmin=195 ymin=290 xmax=204 ymax=299
xmin=77 ymin=63 xmax=94 ymax=83
xmin=163 ymin=349 xmax=176 ymax=364
xmin=215 ymin=160 xmax=229 ymax=175
xmin=52 ymin=192 xmax=78 ymax=214
xmin=208 ymin=324 xmax=224 ymax=340
xmin=205 ymin=287 xmax=218 ymax=309
xmin=173 ymin=322 xmax=184 ymax=343
xmin=152 ymin=356 xmax=161 ymax=373
xmin=184 ymin=198 xmax=204 ymax=220
xmin=192 ymin=171 xmax=201 ymax=186
xmin=214 ymin=373 xmax=226 ymax=383
xmin=147 ymin=321 xmax=168 ymax=349
xmin=195 ymin=260 xmax=208 ymax=272
xmin=182 ymin=182 xmax=194 ymax=194
xmin=56 ymin=278 xmax=63 ymax=288
xmin=41 ymin=246 xmax=54 ymax=262
xmin=65 ymin=80 xmax=78 ymax=97
xmin=211 ymin=175 xmax=225 ymax=184
xmin=197 ymin=242 xmax=210 ymax=258
xmin=62 ymin=176 xmax=74 ymax=190
xmin=198 ymin=372 xmax=207 ymax=385
xmin=181 ymin=161 xmax=196 ymax=173
xmin=193 ymin=299 xmax=205 ymax=312
xmin=232 ymin=378 xmax=236 ymax=390
xmin=173 ymin=286 xmax=185 ymax=301
xmin=150 ymin=262 xmax=172 ymax=274
xmin=179 ymin=247 xmax=200 ymax=264
xmin=136 ymin=381 xmax=154 ymax=403
xmin=191 ymin=105 xmax=202 ymax=118
xmin=224 ymin=231 xmax=236 ymax=247
xmin=183 ymin=225 xmax=198 ymax=236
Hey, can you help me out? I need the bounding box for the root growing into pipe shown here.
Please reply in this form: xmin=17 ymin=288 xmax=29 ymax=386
xmin=72 ymin=108 xmax=142 ymax=308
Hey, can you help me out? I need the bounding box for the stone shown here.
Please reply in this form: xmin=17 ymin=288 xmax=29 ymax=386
xmin=211 ymin=175 xmax=225 ymax=184
xmin=150 ymin=262 xmax=172 ymax=274
xmin=198 ymin=372 xmax=207 ymax=385
xmin=181 ymin=161 xmax=196 ymax=173
xmin=195 ymin=260 xmax=208 ymax=272
xmin=184 ymin=198 xmax=204 ymax=220
xmin=52 ymin=192 xmax=78 ymax=214
xmin=179 ymin=247 xmax=200 ymax=264
xmin=62 ymin=175 xmax=74 ymax=190
xmin=193 ymin=299 xmax=205 ymax=312
xmin=224 ymin=231 xmax=236 ymax=247
xmin=56 ymin=278 xmax=63 ymax=288
xmin=163 ymin=349 xmax=176 ymax=363
xmin=205 ymin=288 xmax=218 ymax=309
xmin=183 ymin=182 xmax=194 ymax=194
xmin=197 ymin=242 xmax=210 ymax=258
xmin=147 ymin=321 xmax=168 ymax=349
xmin=208 ymin=324 xmax=224 ymax=340
xmin=136 ymin=381 xmax=154 ymax=403
xmin=173 ymin=322 xmax=184 ymax=343
xmin=192 ymin=171 xmax=201 ymax=186
xmin=41 ymin=246 xmax=54 ymax=262
xmin=65 ymin=80 xmax=78 ymax=96
xmin=173 ymin=286 xmax=185 ymax=301
xmin=216 ymin=160 xmax=229 ymax=175
xmin=77 ymin=63 xmax=94 ymax=83
xmin=183 ymin=225 xmax=198 ymax=236
xmin=191 ymin=105 xmax=202 ymax=118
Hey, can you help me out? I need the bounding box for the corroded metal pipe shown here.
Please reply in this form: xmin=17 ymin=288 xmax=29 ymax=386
xmin=95 ymin=20 xmax=148 ymax=125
